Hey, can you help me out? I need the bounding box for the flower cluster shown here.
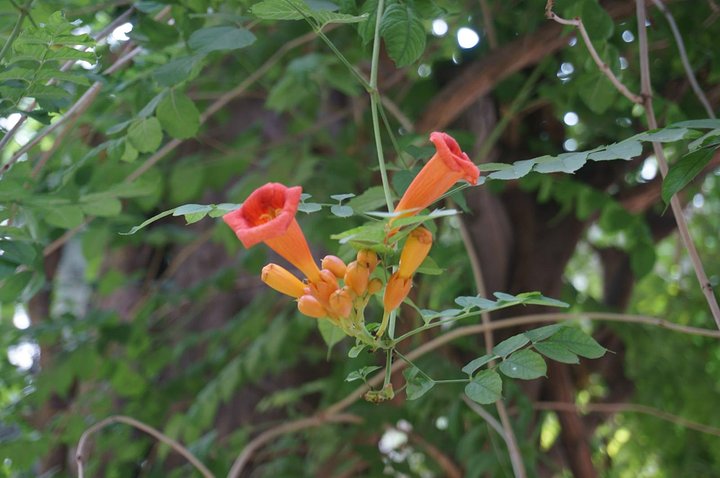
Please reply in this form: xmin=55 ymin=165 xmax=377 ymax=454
xmin=223 ymin=132 xmax=479 ymax=343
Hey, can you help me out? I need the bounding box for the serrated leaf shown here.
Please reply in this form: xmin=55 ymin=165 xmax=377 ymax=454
xmin=465 ymin=369 xmax=502 ymax=404
xmin=461 ymin=354 xmax=497 ymax=376
xmin=672 ymin=119 xmax=720 ymax=129
xmin=455 ymin=295 xmax=497 ymax=309
xmin=330 ymin=205 xmax=353 ymax=217
xmin=587 ymin=140 xmax=643 ymax=161
xmin=534 ymin=342 xmax=580 ymax=364
xmin=637 ymin=127 xmax=689 ymax=143
xmin=499 ymin=349 xmax=547 ymax=379
xmin=524 ymin=324 xmax=565 ymax=343
xmin=493 ymin=334 xmax=530 ymax=358
xmin=156 ymin=90 xmax=200 ymax=139
xmin=403 ymin=366 xmax=434 ymax=400
xmin=189 ymin=26 xmax=256 ymax=54
xmin=379 ymin=4 xmax=426 ymax=67
xmin=546 ymin=327 xmax=607 ymax=359
xmin=661 ymin=148 xmax=715 ymax=203
xmin=487 ymin=160 xmax=534 ymax=180
xmin=127 ymin=117 xmax=163 ymax=153
xmin=534 ymin=152 xmax=588 ymax=174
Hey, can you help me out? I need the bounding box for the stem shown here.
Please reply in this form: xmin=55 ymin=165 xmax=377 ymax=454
xmin=0 ymin=0 xmax=32 ymax=64
xmin=650 ymin=0 xmax=715 ymax=118
xmin=383 ymin=346 xmax=393 ymax=388
xmin=635 ymin=0 xmax=720 ymax=329
xmin=368 ymin=0 xmax=393 ymax=213
xmin=76 ymin=415 xmax=214 ymax=478
xmin=314 ymin=28 xmax=370 ymax=89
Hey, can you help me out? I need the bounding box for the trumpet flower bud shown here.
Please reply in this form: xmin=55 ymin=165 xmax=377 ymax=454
xmin=298 ymin=295 xmax=328 ymax=318
xmin=367 ymin=278 xmax=383 ymax=295
xmin=356 ymin=249 xmax=379 ymax=272
xmin=321 ymin=255 xmax=347 ymax=278
xmin=328 ymin=286 xmax=353 ymax=318
xmin=398 ymin=227 xmax=433 ymax=278
xmin=344 ymin=261 xmax=369 ymax=296
xmin=261 ymin=263 xmax=305 ymax=298
xmin=308 ymin=269 xmax=339 ymax=304
xmin=382 ymin=272 xmax=412 ymax=313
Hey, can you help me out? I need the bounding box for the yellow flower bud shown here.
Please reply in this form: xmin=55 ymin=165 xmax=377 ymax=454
xmin=322 ymin=255 xmax=347 ymax=279
xmin=328 ymin=287 xmax=353 ymax=318
xmin=367 ymin=278 xmax=382 ymax=295
xmin=398 ymin=227 xmax=433 ymax=278
xmin=344 ymin=260 xmax=369 ymax=296
xmin=357 ymin=249 xmax=379 ymax=272
xmin=308 ymin=269 xmax=339 ymax=304
xmin=261 ymin=263 xmax=305 ymax=298
xmin=297 ymin=295 xmax=328 ymax=318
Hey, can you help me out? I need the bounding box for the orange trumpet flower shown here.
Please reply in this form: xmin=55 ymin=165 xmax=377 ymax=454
xmin=223 ymin=183 xmax=321 ymax=283
xmin=393 ymin=132 xmax=479 ymax=222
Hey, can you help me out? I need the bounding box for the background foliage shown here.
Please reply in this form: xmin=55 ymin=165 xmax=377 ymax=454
xmin=1 ymin=0 xmax=720 ymax=476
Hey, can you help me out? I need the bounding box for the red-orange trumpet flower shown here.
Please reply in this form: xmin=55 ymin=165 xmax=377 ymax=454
xmin=223 ymin=183 xmax=321 ymax=283
xmin=393 ymin=132 xmax=479 ymax=222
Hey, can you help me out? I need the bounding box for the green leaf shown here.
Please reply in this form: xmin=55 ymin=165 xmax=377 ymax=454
xmin=534 ymin=152 xmax=588 ymax=174
xmin=465 ymin=369 xmax=502 ymax=404
xmin=156 ymin=90 xmax=200 ymax=139
xmin=345 ymin=365 xmax=381 ymax=382
xmin=545 ymin=327 xmax=607 ymax=359
xmin=524 ymin=324 xmax=565 ymax=343
xmin=347 ymin=186 xmax=388 ymax=213
xmin=534 ymin=342 xmax=580 ymax=364
xmin=43 ymin=205 xmax=84 ymax=229
xmin=588 ymin=140 xmax=643 ymax=161
xmin=298 ymin=202 xmax=323 ymax=213
xmin=577 ymin=71 xmax=617 ymax=114
xmin=462 ymin=354 xmax=497 ymax=376
xmin=0 ymin=271 xmax=33 ymax=302
xmin=318 ymin=318 xmax=344 ymax=348
xmin=492 ymin=334 xmax=530 ymax=358
xmin=455 ymin=295 xmax=497 ymax=309
xmin=499 ymin=349 xmax=547 ymax=379
xmin=404 ymin=366 xmax=435 ymax=400
xmin=120 ymin=208 xmax=177 ymax=235
xmin=252 ymin=0 xmax=368 ymax=26
xmin=348 ymin=343 xmax=366 ymax=358
xmin=580 ymin=0 xmax=614 ymax=40
xmin=330 ymin=204 xmax=353 ymax=217
xmin=154 ymin=55 xmax=204 ymax=86
xmin=80 ymin=197 xmax=122 ymax=217
xmin=188 ymin=26 xmax=256 ymax=54
xmin=380 ymin=4 xmax=426 ymax=67
xmin=661 ymin=148 xmax=715 ymax=203
xmin=672 ymin=119 xmax=720 ymax=129
xmin=357 ymin=0 xmax=379 ymax=45
xmin=127 ymin=117 xmax=163 ymax=153
xmin=487 ymin=160 xmax=534 ymax=180
xmin=637 ymin=127 xmax=689 ymax=143
xmin=330 ymin=193 xmax=355 ymax=202
xmin=121 ymin=141 xmax=139 ymax=162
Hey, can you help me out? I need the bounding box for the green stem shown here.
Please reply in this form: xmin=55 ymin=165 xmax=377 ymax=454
xmin=383 ymin=347 xmax=393 ymax=388
xmin=0 ymin=0 xmax=32 ymax=65
xmin=369 ymin=0 xmax=393 ymax=213
xmin=394 ymin=349 xmax=433 ymax=380
xmin=434 ymin=378 xmax=471 ymax=384
xmin=377 ymin=100 xmax=409 ymax=168
xmin=314 ymin=28 xmax=370 ymax=90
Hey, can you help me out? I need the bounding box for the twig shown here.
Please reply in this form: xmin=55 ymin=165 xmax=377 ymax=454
xmin=479 ymin=0 xmax=499 ymax=49
xmin=76 ymin=415 xmax=214 ymax=478
xmin=226 ymin=414 xmax=362 ymax=478
xmin=231 ymin=311 xmax=720 ymax=475
xmin=545 ymin=3 xmax=643 ymax=105
xmin=458 ymin=220 xmax=527 ymax=478
xmin=635 ymin=0 xmax=720 ymax=329
xmin=461 ymin=395 xmax=507 ymax=439
xmin=534 ymin=401 xmax=720 ymax=437
xmin=651 ymin=0 xmax=716 ymax=118
xmin=0 ymin=0 xmax=32 ymax=64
